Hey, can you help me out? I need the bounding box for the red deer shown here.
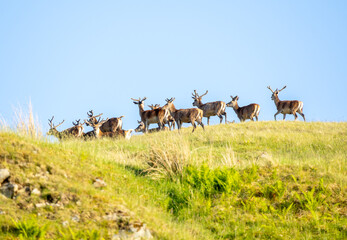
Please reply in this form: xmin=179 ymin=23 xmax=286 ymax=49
xmin=135 ymin=120 xmax=169 ymax=133
xmin=131 ymin=97 xmax=168 ymax=133
xmin=85 ymin=118 xmax=133 ymax=140
xmin=47 ymin=117 xmax=84 ymax=139
xmin=87 ymin=110 xmax=124 ymax=132
xmin=148 ymin=104 xmax=175 ymax=130
xmin=267 ymin=86 xmax=305 ymax=121
xmin=192 ymin=90 xmax=227 ymax=125
xmin=164 ymin=98 xmax=204 ymax=132
xmin=226 ymin=96 xmax=260 ymax=122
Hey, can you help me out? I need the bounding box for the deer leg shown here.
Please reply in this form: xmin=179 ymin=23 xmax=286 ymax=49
xmin=219 ymin=114 xmax=223 ymax=124
xmin=207 ymin=117 xmax=210 ymax=125
xmin=172 ymin=121 xmax=176 ymax=130
xmin=255 ymin=115 xmax=258 ymax=121
xmin=283 ymin=114 xmax=286 ymax=120
xmin=145 ymin=121 xmax=149 ymax=133
xmin=274 ymin=111 xmax=280 ymax=121
xmin=298 ymin=112 xmax=306 ymax=121
xmin=198 ymin=119 xmax=205 ymax=130
xmin=223 ymin=112 xmax=227 ymax=124
xmin=176 ymin=120 xmax=181 ymax=131
xmin=190 ymin=119 xmax=196 ymax=133
xmin=191 ymin=121 xmax=196 ymax=133
xmin=293 ymin=112 xmax=298 ymax=121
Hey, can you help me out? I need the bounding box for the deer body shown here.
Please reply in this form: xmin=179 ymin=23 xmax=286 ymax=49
xmin=192 ymin=90 xmax=227 ymax=125
xmin=85 ymin=118 xmax=133 ymax=140
xmin=148 ymin=104 xmax=175 ymax=130
xmin=164 ymin=98 xmax=204 ymax=132
xmin=132 ymin=97 xmax=168 ymax=133
xmin=267 ymin=86 xmax=305 ymax=121
xmin=87 ymin=110 xmax=123 ymax=132
xmin=226 ymin=96 xmax=260 ymax=122
xmin=47 ymin=117 xmax=84 ymax=139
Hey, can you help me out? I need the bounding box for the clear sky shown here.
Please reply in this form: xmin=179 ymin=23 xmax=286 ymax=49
xmin=1 ymin=1 xmax=346 ymax=133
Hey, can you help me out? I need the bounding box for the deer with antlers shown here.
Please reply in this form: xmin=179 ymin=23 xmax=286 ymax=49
xmin=47 ymin=117 xmax=84 ymax=139
xmin=131 ymin=97 xmax=169 ymax=133
xmin=87 ymin=110 xmax=124 ymax=132
xmin=164 ymin=98 xmax=204 ymax=132
xmin=192 ymin=90 xmax=227 ymax=125
xmin=226 ymin=96 xmax=260 ymax=122
xmin=267 ymin=86 xmax=306 ymax=121
xmin=148 ymin=104 xmax=175 ymax=130
xmin=85 ymin=117 xmax=133 ymax=140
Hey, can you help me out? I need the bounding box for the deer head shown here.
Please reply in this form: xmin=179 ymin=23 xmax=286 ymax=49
xmin=267 ymin=86 xmax=286 ymax=100
xmin=226 ymin=95 xmax=239 ymax=108
xmin=47 ymin=116 xmax=65 ymax=136
xmin=192 ymin=90 xmax=208 ymax=107
xmin=131 ymin=97 xmax=147 ymax=111
xmin=87 ymin=110 xmax=103 ymax=125
xmin=135 ymin=120 xmax=145 ymax=132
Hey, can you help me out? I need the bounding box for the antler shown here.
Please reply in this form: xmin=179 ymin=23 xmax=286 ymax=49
xmin=192 ymin=90 xmax=198 ymax=98
xmin=72 ymin=119 xmax=81 ymax=126
xmin=87 ymin=110 xmax=93 ymax=117
xmin=267 ymin=86 xmax=274 ymax=93
xmin=48 ymin=116 xmax=54 ymax=128
xmin=88 ymin=113 xmax=103 ymax=119
xmin=278 ymin=86 xmax=287 ymax=92
xmin=97 ymin=118 xmax=109 ymax=126
xmin=200 ymin=90 xmax=208 ymax=98
xmin=54 ymin=119 xmax=65 ymax=129
xmin=131 ymin=97 xmax=147 ymax=102
xmin=48 ymin=116 xmax=65 ymax=129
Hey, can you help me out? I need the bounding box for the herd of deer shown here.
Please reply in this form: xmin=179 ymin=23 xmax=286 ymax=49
xmin=47 ymin=86 xmax=305 ymax=140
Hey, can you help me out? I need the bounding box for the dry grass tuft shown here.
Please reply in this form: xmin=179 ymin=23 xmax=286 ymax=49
xmin=144 ymin=138 xmax=191 ymax=179
xmin=12 ymin=101 xmax=42 ymax=138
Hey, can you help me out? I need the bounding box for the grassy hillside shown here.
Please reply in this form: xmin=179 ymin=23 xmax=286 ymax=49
xmin=0 ymin=121 xmax=346 ymax=239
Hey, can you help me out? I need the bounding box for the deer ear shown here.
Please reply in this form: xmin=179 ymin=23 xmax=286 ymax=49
xmin=236 ymin=96 xmax=239 ymax=100
xmin=133 ymin=102 xmax=138 ymax=104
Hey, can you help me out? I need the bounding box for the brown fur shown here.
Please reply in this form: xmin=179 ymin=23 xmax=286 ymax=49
xmin=226 ymin=96 xmax=260 ymax=122
xmin=135 ymin=121 xmax=169 ymax=133
xmin=85 ymin=118 xmax=133 ymax=139
xmin=47 ymin=117 xmax=84 ymax=139
xmin=87 ymin=110 xmax=123 ymax=132
xmin=164 ymin=98 xmax=204 ymax=133
xmin=192 ymin=90 xmax=227 ymax=125
xmin=148 ymin=104 xmax=175 ymax=130
xmin=267 ymin=86 xmax=305 ymax=121
xmin=132 ymin=97 xmax=168 ymax=133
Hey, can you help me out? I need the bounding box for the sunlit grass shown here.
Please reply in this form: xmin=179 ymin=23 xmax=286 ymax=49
xmin=0 ymin=118 xmax=346 ymax=239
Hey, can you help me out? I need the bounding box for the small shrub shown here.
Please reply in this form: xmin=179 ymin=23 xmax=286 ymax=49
xmin=10 ymin=217 xmax=48 ymax=239
xmin=183 ymin=165 xmax=241 ymax=197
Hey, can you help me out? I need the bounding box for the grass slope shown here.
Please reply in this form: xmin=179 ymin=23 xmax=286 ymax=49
xmin=0 ymin=121 xmax=346 ymax=239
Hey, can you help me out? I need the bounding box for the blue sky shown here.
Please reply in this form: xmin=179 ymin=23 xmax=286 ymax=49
xmin=1 ymin=1 xmax=346 ymax=132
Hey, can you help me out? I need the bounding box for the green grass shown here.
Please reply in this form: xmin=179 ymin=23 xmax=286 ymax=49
xmin=0 ymin=121 xmax=346 ymax=239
